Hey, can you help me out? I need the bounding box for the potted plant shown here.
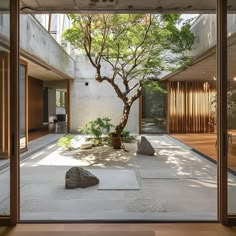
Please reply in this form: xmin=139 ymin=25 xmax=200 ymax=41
xmin=109 ymin=132 xmax=122 ymax=149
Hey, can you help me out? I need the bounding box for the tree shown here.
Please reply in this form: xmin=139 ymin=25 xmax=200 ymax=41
xmin=64 ymin=14 xmax=195 ymax=146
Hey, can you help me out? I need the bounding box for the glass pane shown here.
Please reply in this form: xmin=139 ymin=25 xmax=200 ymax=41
xmin=141 ymin=82 xmax=167 ymax=133
xmin=227 ymin=0 xmax=236 ymax=216
xmin=19 ymin=64 xmax=26 ymax=150
xmin=19 ymin=8 xmax=218 ymax=222
xmin=0 ymin=0 xmax=10 ymax=216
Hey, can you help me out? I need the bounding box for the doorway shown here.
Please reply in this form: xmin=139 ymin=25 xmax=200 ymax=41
xmin=1 ymin=0 xmax=236 ymax=225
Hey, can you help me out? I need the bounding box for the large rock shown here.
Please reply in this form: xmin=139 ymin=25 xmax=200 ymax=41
xmin=137 ymin=136 xmax=155 ymax=156
xmin=65 ymin=167 xmax=99 ymax=189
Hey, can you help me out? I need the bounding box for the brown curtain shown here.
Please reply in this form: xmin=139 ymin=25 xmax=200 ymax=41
xmin=169 ymin=81 xmax=216 ymax=133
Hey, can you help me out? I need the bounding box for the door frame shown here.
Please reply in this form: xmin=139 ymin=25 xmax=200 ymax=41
xmin=9 ymin=0 xmax=20 ymax=225
xmin=217 ymin=0 xmax=236 ymax=225
xmin=0 ymin=0 xmax=19 ymax=225
xmin=1 ymin=0 xmax=235 ymax=226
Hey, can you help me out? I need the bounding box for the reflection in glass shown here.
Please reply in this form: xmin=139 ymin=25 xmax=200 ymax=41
xmin=0 ymin=0 xmax=10 ymax=216
xmin=141 ymin=82 xmax=167 ymax=133
xmin=227 ymin=0 xmax=236 ymax=215
xmin=19 ymin=64 xmax=26 ymax=150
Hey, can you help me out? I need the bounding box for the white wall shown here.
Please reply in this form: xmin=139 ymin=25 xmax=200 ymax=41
xmin=56 ymin=107 xmax=66 ymax=115
xmin=70 ymin=59 xmax=139 ymax=134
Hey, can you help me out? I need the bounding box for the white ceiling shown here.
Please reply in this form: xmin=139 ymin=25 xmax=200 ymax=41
xmin=166 ymin=54 xmax=216 ymax=82
xmin=23 ymin=57 xmax=68 ymax=81
xmin=18 ymin=0 xmax=222 ymax=13
xmin=165 ymin=41 xmax=236 ymax=82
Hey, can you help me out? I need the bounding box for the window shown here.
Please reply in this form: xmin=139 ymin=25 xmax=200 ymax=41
xmin=56 ymin=90 xmax=65 ymax=107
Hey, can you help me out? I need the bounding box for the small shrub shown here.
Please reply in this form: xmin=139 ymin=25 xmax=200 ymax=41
xmin=79 ymin=117 xmax=114 ymax=139
xmin=87 ymin=136 xmax=110 ymax=147
xmin=57 ymin=134 xmax=74 ymax=150
xmin=121 ymin=130 xmax=136 ymax=143
xmin=79 ymin=117 xmax=114 ymax=146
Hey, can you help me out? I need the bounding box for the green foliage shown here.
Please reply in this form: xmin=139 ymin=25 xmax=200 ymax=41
xmin=64 ymin=14 xmax=195 ymax=136
xmin=121 ymin=130 xmax=130 ymax=138
xmin=79 ymin=117 xmax=114 ymax=139
xmin=209 ymin=89 xmax=236 ymax=127
xmin=57 ymin=134 xmax=74 ymax=150
xmin=63 ymin=14 xmax=195 ymax=80
xmin=142 ymin=80 xmax=167 ymax=93
xmin=87 ymin=136 xmax=111 ymax=147
xmin=121 ymin=130 xmax=136 ymax=143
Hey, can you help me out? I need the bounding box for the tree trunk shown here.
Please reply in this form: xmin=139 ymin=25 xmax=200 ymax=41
xmin=115 ymin=104 xmax=131 ymax=136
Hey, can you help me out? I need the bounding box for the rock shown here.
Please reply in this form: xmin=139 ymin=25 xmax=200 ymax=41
xmin=65 ymin=167 xmax=99 ymax=189
xmin=80 ymin=143 xmax=93 ymax=150
xmin=137 ymin=136 xmax=155 ymax=156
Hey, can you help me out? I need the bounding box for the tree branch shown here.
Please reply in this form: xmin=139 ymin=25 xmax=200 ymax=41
xmin=121 ymin=15 xmax=152 ymax=70
xmin=96 ymin=75 xmax=128 ymax=104
xmin=128 ymin=84 xmax=144 ymax=106
xmin=123 ymin=82 xmax=139 ymax=97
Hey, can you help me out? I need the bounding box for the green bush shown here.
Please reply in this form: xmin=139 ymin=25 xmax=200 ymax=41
xmin=79 ymin=117 xmax=114 ymax=139
xmin=57 ymin=134 xmax=74 ymax=150
xmin=121 ymin=130 xmax=136 ymax=143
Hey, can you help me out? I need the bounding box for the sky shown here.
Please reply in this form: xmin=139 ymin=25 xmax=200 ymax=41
xmin=178 ymin=14 xmax=199 ymax=28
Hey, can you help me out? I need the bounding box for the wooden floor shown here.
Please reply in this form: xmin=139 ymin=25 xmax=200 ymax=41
xmin=0 ymin=223 xmax=236 ymax=236
xmin=28 ymin=122 xmax=67 ymax=141
xmin=171 ymin=133 xmax=236 ymax=173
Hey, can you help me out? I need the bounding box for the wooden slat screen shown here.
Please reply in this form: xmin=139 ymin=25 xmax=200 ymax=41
xmin=169 ymin=81 xmax=216 ymax=133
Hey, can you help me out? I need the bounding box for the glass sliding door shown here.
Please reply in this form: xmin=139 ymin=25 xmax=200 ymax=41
xmin=0 ymin=0 xmax=19 ymax=225
xmin=0 ymin=0 xmax=10 ymax=218
xmin=0 ymin=0 xmax=19 ymax=224
xmin=141 ymin=82 xmax=167 ymax=134
xmin=227 ymin=0 xmax=236 ymax=220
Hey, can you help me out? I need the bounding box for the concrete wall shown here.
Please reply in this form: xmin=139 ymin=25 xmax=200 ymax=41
xmin=0 ymin=13 xmax=75 ymax=79
xmin=0 ymin=14 xmax=10 ymax=38
xmin=20 ymin=15 xmax=75 ymax=78
xmin=190 ymin=14 xmax=236 ymax=58
xmin=70 ymin=59 xmax=139 ymax=134
xmin=34 ymin=14 xmax=75 ymax=59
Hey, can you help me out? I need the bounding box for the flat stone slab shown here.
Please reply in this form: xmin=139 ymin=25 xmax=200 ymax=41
xmin=145 ymin=135 xmax=191 ymax=150
xmin=140 ymin=169 xmax=191 ymax=179
xmin=140 ymin=169 xmax=213 ymax=179
xmin=90 ymin=169 xmax=139 ymax=190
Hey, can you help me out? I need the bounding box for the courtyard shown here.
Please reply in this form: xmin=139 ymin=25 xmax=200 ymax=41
xmin=1 ymin=134 xmax=236 ymax=221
